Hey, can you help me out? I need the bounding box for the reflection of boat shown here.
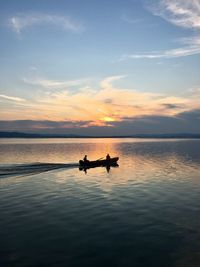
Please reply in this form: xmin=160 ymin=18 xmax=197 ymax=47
xmin=79 ymin=164 xmax=119 ymax=173
xmin=79 ymin=157 xmax=119 ymax=169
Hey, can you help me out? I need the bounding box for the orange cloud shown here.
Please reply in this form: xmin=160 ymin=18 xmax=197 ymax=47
xmin=1 ymin=75 xmax=200 ymax=126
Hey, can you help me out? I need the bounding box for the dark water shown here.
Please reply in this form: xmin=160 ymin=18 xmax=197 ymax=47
xmin=0 ymin=138 xmax=200 ymax=267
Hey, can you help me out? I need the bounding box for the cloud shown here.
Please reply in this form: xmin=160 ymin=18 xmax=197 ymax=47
xmin=8 ymin=13 xmax=84 ymax=34
xmin=121 ymin=0 xmax=200 ymax=60
xmin=100 ymin=75 xmax=126 ymax=90
xmin=108 ymin=109 xmax=200 ymax=134
xmin=161 ymin=103 xmax=185 ymax=109
xmin=1 ymin=74 xmax=199 ymax=126
xmin=0 ymin=94 xmax=26 ymax=102
xmin=23 ymin=76 xmax=88 ymax=90
xmin=1 ymin=109 xmax=200 ymax=135
xmin=1 ymin=73 xmax=200 ymax=132
xmin=120 ymin=44 xmax=200 ymax=59
xmin=189 ymin=87 xmax=200 ymax=94
xmin=149 ymin=0 xmax=200 ymax=29
xmin=177 ymin=108 xmax=200 ymax=120
xmin=0 ymin=120 xmax=91 ymax=131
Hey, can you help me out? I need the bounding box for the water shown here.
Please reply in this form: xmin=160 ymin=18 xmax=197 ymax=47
xmin=0 ymin=138 xmax=200 ymax=267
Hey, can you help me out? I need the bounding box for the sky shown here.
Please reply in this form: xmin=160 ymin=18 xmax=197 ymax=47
xmin=0 ymin=0 xmax=200 ymax=135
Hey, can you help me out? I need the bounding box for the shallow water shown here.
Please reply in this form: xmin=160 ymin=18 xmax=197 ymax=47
xmin=0 ymin=138 xmax=200 ymax=267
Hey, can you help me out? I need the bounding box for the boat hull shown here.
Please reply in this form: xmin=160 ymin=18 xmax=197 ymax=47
xmin=79 ymin=157 xmax=119 ymax=168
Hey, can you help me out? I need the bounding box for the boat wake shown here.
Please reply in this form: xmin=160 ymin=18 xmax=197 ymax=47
xmin=0 ymin=162 xmax=79 ymax=178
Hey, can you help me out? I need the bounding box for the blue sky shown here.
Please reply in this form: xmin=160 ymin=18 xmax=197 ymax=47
xmin=0 ymin=0 xmax=200 ymax=135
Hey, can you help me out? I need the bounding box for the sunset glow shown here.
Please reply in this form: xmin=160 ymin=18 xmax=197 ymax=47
xmin=0 ymin=0 xmax=200 ymax=134
xmin=101 ymin=117 xmax=116 ymax=122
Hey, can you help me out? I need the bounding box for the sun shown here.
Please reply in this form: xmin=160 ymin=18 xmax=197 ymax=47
xmin=102 ymin=116 xmax=115 ymax=122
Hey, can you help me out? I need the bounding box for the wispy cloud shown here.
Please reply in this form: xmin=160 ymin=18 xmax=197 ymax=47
xmin=189 ymin=86 xmax=200 ymax=94
xmin=23 ymin=77 xmax=88 ymax=90
xmin=120 ymin=44 xmax=200 ymax=59
xmin=149 ymin=0 xmax=200 ymax=29
xmin=1 ymin=75 xmax=199 ymax=125
xmin=8 ymin=13 xmax=84 ymax=34
xmin=0 ymin=94 xmax=26 ymax=102
xmin=121 ymin=0 xmax=200 ymax=60
xmin=100 ymin=75 xmax=126 ymax=90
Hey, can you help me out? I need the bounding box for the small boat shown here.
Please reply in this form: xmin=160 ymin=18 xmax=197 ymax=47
xmin=79 ymin=157 xmax=119 ymax=168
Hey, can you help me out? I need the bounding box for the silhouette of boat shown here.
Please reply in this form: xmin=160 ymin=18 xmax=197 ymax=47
xmin=79 ymin=157 xmax=119 ymax=169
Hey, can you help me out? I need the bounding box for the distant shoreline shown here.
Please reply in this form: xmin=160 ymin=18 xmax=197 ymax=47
xmin=0 ymin=132 xmax=200 ymax=139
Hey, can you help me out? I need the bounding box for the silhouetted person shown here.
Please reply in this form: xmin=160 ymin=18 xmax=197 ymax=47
xmin=83 ymin=155 xmax=89 ymax=163
xmin=106 ymin=154 xmax=111 ymax=161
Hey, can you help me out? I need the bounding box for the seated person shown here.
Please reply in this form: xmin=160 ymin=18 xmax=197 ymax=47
xmin=106 ymin=154 xmax=111 ymax=160
xmin=83 ymin=155 xmax=89 ymax=163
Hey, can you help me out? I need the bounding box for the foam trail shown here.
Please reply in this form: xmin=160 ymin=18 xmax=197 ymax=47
xmin=0 ymin=162 xmax=79 ymax=178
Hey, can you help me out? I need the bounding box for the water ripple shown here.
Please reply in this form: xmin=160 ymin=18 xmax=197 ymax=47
xmin=0 ymin=162 xmax=79 ymax=178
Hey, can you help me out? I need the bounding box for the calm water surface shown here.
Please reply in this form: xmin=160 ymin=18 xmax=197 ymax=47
xmin=0 ymin=138 xmax=200 ymax=267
